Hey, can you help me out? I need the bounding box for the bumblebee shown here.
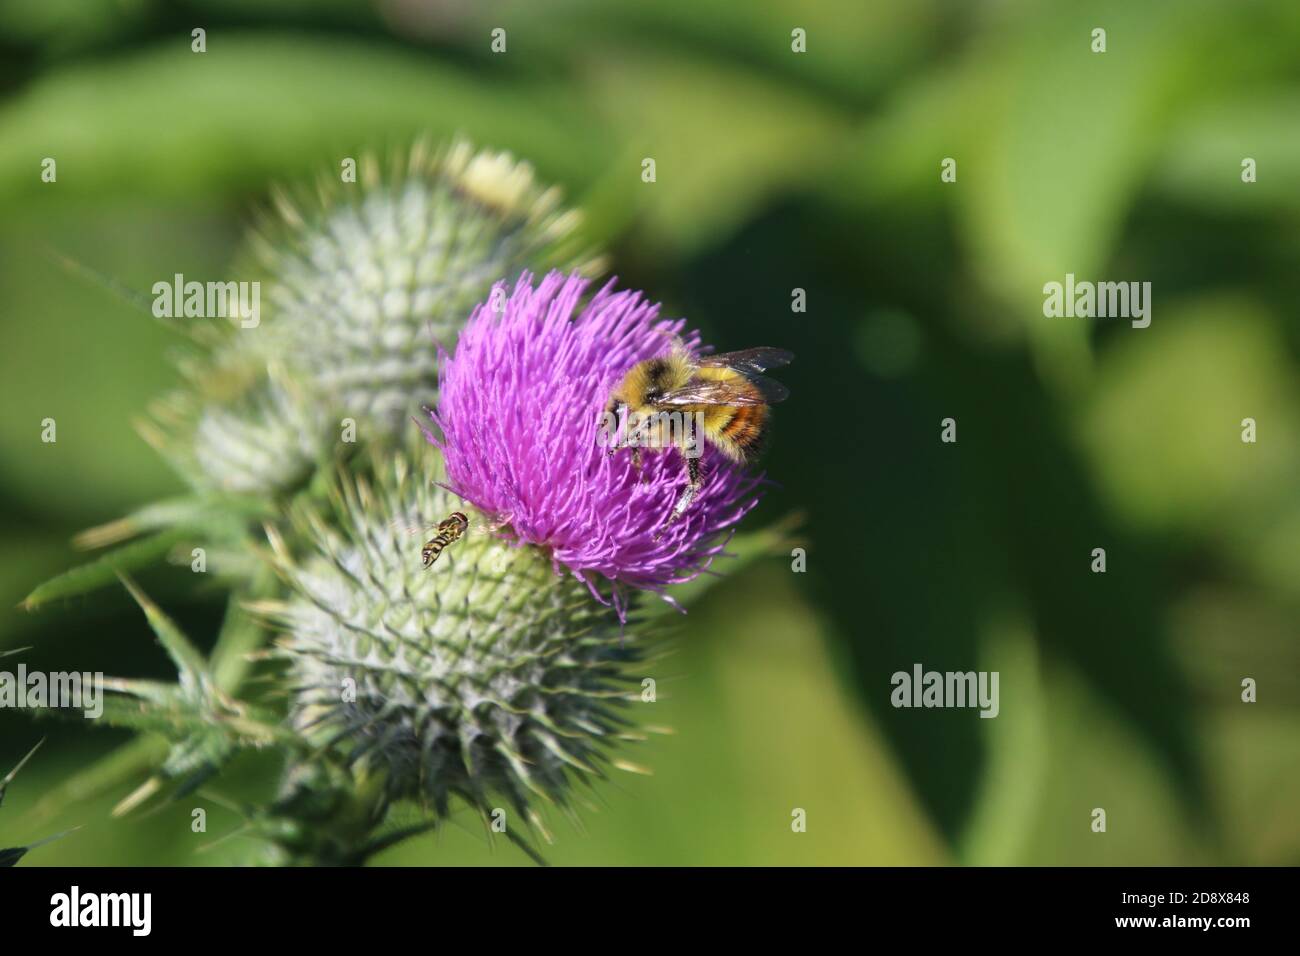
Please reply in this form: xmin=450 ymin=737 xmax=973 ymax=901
xmin=605 ymin=345 xmax=792 ymax=536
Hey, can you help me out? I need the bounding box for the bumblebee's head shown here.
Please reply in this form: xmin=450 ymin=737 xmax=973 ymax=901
xmin=608 ymin=360 xmax=648 ymax=421
xmin=618 ymin=354 xmax=691 ymax=406
xmin=605 ymin=353 xmax=693 ymax=454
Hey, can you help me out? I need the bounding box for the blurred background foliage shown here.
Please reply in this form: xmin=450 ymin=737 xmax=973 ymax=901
xmin=1 ymin=0 xmax=1298 ymax=865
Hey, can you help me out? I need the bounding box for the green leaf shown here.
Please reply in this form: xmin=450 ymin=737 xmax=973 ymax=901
xmin=210 ymin=571 xmax=277 ymax=693
xmin=1 ymin=828 xmax=80 ymax=868
xmin=117 ymin=574 xmax=209 ymax=688
xmin=74 ymin=493 xmax=273 ymax=550
xmin=0 ymin=37 xmax=601 ymax=206
xmin=574 ymin=49 xmax=847 ymax=257
xmin=1154 ymin=92 xmax=1300 ymax=215
xmin=20 ymin=527 xmax=190 ymax=611
xmin=24 ymin=737 xmax=168 ymax=825
xmin=0 ymin=738 xmax=45 ymax=808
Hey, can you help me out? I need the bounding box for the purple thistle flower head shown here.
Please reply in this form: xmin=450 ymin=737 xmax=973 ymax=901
xmin=426 ymin=270 xmax=765 ymax=607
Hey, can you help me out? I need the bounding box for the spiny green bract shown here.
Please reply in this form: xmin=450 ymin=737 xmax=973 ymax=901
xmin=1 ymin=736 xmax=77 ymax=865
xmin=146 ymin=140 xmax=601 ymax=496
xmin=257 ymin=449 xmax=648 ymax=835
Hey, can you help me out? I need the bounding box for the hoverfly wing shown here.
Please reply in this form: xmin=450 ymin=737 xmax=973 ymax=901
xmin=387 ymin=517 xmax=429 ymax=537
xmin=696 ymin=347 xmax=794 ymax=374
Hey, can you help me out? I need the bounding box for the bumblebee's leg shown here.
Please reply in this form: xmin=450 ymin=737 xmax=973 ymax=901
xmin=604 ymin=402 xmax=625 ymax=457
xmin=654 ymin=451 xmax=702 ymax=539
xmin=631 ymin=445 xmax=643 ymax=477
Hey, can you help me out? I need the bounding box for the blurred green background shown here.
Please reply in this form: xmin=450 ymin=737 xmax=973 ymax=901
xmin=2 ymin=0 xmax=1298 ymax=865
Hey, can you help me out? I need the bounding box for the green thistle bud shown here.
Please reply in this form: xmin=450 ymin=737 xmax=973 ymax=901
xmin=150 ymin=140 xmax=601 ymax=496
xmin=171 ymin=366 xmax=329 ymax=496
xmin=257 ymin=446 xmax=648 ymax=836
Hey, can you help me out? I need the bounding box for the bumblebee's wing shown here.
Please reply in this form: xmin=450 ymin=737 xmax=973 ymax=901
xmin=654 ymin=378 xmax=777 ymax=407
xmin=738 ymin=372 xmax=789 ymax=403
xmin=696 ymin=347 xmax=794 ymax=374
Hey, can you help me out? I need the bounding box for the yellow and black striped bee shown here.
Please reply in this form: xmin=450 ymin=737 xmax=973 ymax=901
xmin=420 ymin=511 xmax=469 ymax=568
xmin=394 ymin=508 xmax=511 ymax=569
xmin=605 ymin=345 xmax=792 ymax=536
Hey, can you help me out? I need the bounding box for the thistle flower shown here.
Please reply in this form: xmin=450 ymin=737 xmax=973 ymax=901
xmin=428 ymin=271 xmax=765 ymax=605
xmin=260 ymin=445 xmax=647 ymax=834
xmin=149 ymin=141 xmax=600 ymax=496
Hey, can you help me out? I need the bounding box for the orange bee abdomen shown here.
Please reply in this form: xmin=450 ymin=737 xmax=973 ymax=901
xmin=721 ymin=402 xmax=767 ymax=451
